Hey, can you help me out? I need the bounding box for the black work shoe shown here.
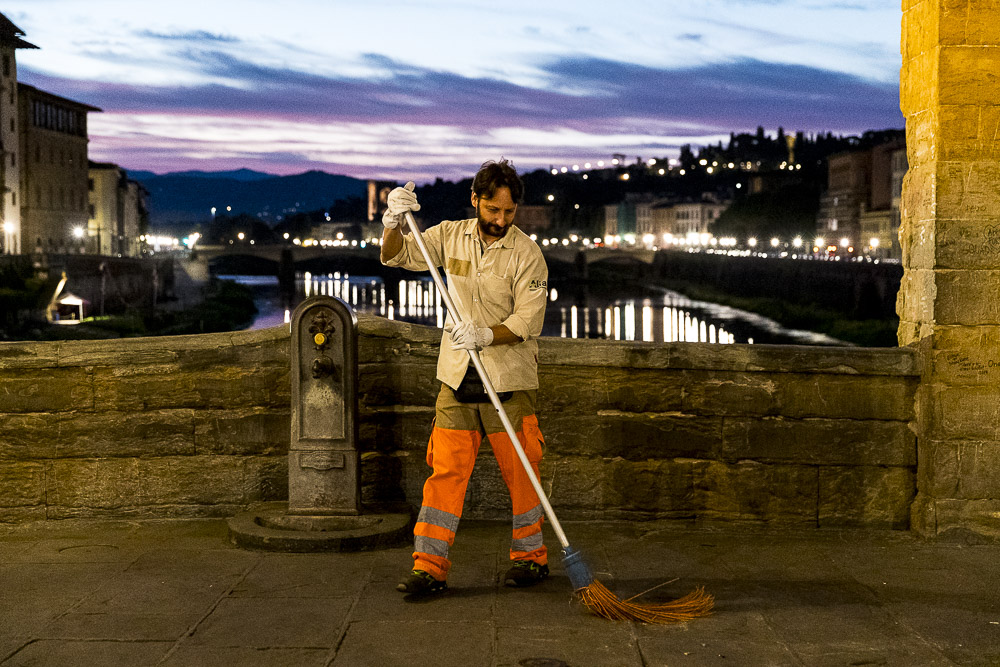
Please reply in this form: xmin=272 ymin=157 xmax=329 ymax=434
xmin=396 ymin=569 xmax=448 ymax=597
xmin=503 ymin=560 xmax=550 ymax=587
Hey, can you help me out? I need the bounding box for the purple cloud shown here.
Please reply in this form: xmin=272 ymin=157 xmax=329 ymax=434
xmin=19 ymin=52 xmax=901 ymax=136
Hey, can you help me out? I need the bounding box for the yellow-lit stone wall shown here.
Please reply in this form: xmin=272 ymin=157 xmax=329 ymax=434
xmin=899 ymin=0 xmax=1000 ymax=538
xmin=1 ymin=317 xmax=919 ymax=528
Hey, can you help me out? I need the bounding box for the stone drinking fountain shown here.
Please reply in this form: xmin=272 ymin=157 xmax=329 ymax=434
xmin=228 ymin=295 xmax=411 ymax=551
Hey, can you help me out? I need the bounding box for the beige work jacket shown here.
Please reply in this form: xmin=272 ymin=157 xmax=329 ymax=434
xmin=382 ymin=218 xmax=548 ymax=392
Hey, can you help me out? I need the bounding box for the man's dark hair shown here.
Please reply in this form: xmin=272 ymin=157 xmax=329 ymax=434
xmin=472 ymin=158 xmax=524 ymax=204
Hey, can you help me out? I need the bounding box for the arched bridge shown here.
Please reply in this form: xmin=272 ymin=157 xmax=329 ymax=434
xmin=190 ymin=243 xmax=656 ymax=277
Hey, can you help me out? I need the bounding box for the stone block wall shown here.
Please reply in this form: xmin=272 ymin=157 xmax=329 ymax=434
xmin=898 ymin=0 xmax=1000 ymax=540
xmin=0 ymin=328 xmax=291 ymax=522
xmin=1 ymin=316 xmax=920 ymax=528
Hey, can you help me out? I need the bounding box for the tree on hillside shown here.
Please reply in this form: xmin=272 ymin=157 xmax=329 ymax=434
xmin=204 ymin=214 xmax=276 ymax=245
xmin=710 ymin=182 xmax=820 ymax=241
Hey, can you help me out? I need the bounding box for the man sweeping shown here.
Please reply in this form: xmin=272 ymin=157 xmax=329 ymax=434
xmin=380 ymin=158 xmax=550 ymax=598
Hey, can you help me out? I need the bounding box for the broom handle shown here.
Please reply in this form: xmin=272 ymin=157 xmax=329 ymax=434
xmin=402 ymin=211 xmax=571 ymax=550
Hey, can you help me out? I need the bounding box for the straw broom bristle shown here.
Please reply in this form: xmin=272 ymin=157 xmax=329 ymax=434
xmin=577 ymin=578 xmax=714 ymax=623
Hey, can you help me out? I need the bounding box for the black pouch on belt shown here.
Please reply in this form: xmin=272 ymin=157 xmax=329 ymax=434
xmin=454 ymin=365 xmax=513 ymax=403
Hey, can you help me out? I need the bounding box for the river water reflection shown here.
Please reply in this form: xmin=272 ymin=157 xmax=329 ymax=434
xmin=227 ymin=272 xmax=845 ymax=346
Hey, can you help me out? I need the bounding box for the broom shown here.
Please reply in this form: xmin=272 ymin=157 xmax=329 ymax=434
xmin=401 ymin=211 xmax=713 ymax=623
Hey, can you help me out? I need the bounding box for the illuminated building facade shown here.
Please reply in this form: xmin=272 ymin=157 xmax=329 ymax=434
xmin=18 ymin=83 xmax=100 ymax=254
xmin=88 ymin=162 xmax=146 ymax=257
xmin=0 ymin=14 xmax=35 ymax=254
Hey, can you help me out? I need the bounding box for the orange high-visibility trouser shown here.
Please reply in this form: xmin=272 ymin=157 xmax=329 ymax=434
xmin=413 ymin=384 xmax=547 ymax=581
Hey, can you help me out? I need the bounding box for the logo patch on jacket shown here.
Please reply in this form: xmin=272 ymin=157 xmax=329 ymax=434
xmin=446 ymin=257 xmax=471 ymax=277
xmin=528 ymin=279 xmax=546 ymax=290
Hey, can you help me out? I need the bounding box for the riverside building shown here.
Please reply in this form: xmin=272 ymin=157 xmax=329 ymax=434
xmin=0 ymin=14 xmax=35 ymax=254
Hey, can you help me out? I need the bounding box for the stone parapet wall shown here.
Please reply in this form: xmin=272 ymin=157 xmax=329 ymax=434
xmin=0 ymin=317 xmax=919 ymax=527
xmin=0 ymin=328 xmax=291 ymax=522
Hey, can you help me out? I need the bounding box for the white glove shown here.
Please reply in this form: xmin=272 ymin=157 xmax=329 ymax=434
xmin=382 ymin=181 xmax=421 ymax=229
xmin=445 ymin=321 xmax=494 ymax=350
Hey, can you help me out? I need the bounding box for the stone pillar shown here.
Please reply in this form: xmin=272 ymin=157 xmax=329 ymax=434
xmin=899 ymin=0 xmax=1000 ymax=539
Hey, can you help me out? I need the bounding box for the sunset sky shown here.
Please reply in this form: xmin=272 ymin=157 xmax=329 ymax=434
xmin=6 ymin=1 xmax=904 ymax=182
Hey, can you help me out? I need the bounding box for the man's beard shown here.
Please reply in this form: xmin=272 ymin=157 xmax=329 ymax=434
xmin=477 ymin=207 xmax=509 ymax=239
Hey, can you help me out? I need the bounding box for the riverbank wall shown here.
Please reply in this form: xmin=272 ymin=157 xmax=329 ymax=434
xmin=0 ymin=316 xmax=919 ymax=529
xmin=649 ymin=251 xmax=902 ymax=320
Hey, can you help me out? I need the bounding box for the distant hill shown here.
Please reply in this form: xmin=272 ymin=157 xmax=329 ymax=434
xmin=129 ymin=168 xmax=276 ymax=182
xmin=133 ymin=169 xmax=369 ymax=228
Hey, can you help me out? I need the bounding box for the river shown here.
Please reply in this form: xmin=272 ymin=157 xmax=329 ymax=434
xmin=222 ymin=271 xmax=847 ymax=346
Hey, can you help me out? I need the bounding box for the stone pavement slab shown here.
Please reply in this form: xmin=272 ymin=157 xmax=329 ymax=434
xmin=1 ymin=518 xmax=999 ymax=666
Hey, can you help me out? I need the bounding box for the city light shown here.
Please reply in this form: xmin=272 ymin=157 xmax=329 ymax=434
xmin=815 ymin=237 xmax=825 ymax=247
xmin=72 ymin=227 xmax=85 ymax=239
xmin=283 ymin=232 xmax=289 ymax=239
xmin=2 ymin=222 xmax=13 ymax=233
xmin=869 ymin=237 xmax=881 ymax=248
xmin=547 ymin=194 xmax=555 ymax=202
xmin=237 ymin=232 xmax=245 ymax=240
xmin=748 ymin=237 xmax=758 ymax=247
xmin=770 ymin=237 xmax=780 ymax=247
xmin=550 ymin=168 xmax=558 ymax=175
xmin=792 ymin=236 xmax=803 ymax=248
xmin=840 ymin=237 xmax=850 ymax=248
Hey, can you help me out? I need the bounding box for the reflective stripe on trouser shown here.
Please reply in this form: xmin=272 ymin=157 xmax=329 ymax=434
xmin=412 ymin=385 xmax=547 ymax=580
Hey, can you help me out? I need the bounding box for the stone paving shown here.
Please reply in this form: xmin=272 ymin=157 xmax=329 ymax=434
xmin=1 ymin=518 xmax=998 ymax=666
